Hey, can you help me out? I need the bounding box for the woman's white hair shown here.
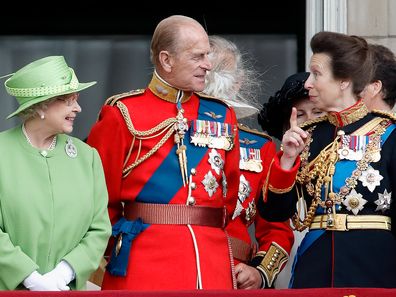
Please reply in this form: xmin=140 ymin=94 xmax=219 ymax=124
xmin=204 ymin=35 xmax=261 ymax=118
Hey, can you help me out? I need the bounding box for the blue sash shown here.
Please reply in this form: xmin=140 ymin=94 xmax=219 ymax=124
xmin=289 ymin=122 xmax=395 ymax=286
xmin=107 ymin=218 xmax=145 ymax=276
xmin=108 ymin=97 xmax=230 ymax=276
xmin=136 ymin=96 xmax=228 ymax=204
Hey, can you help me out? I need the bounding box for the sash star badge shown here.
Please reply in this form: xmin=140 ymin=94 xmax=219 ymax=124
xmin=374 ymin=189 xmax=392 ymax=213
xmin=342 ymin=189 xmax=367 ymax=215
xmin=358 ymin=166 xmax=383 ymax=192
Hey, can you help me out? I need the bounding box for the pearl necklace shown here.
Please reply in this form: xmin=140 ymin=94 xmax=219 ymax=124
xmin=22 ymin=124 xmax=57 ymax=151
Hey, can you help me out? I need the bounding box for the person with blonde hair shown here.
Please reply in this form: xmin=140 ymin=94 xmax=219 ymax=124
xmin=0 ymin=56 xmax=111 ymax=290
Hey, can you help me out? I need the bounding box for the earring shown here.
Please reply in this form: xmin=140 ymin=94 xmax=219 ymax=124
xmin=40 ymin=114 xmax=45 ymax=120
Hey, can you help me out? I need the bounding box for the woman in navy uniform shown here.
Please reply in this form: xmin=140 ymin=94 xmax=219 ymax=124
xmin=259 ymin=31 xmax=396 ymax=288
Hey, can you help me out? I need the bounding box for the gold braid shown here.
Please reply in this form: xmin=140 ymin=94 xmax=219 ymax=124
xmin=293 ymin=129 xmax=341 ymax=231
xmin=116 ymin=101 xmax=178 ymax=177
xmin=293 ymin=118 xmax=390 ymax=231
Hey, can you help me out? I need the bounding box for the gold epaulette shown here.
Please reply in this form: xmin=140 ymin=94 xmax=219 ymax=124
xmin=299 ymin=115 xmax=328 ymax=130
xmin=372 ymin=109 xmax=396 ymax=122
xmin=195 ymin=92 xmax=232 ymax=108
xmin=238 ymin=123 xmax=272 ymax=141
xmin=105 ymin=89 xmax=145 ymax=106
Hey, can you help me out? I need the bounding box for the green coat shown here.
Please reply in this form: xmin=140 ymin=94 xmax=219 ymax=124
xmin=0 ymin=125 xmax=111 ymax=290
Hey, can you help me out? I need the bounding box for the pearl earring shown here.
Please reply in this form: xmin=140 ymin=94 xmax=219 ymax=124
xmin=40 ymin=114 xmax=45 ymax=120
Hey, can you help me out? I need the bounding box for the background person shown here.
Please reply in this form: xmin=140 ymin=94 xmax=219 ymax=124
xmin=87 ymin=15 xmax=241 ymax=290
xmin=203 ymin=35 xmax=294 ymax=289
xmin=258 ymin=71 xmax=325 ymax=288
xmin=361 ymin=43 xmax=396 ymax=111
xmin=259 ymin=72 xmax=326 ymax=141
xmin=0 ymin=56 xmax=111 ymax=290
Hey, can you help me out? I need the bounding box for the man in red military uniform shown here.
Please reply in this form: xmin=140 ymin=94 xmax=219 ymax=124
xmin=203 ymin=35 xmax=295 ymax=289
xmin=229 ymin=124 xmax=294 ymax=289
xmin=87 ymin=15 xmax=241 ymax=290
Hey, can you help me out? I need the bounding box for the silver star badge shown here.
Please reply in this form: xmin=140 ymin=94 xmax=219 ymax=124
xmin=202 ymin=171 xmax=218 ymax=197
xmin=342 ymin=189 xmax=367 ymax=215
xmin=374 ymin=189 xmax=392 ymax=213
xmin=208 ymin=149 xmax=224 ymax=175
xmin=358 ymin=166 xmax=383 ymax=192
xmin=238 ymin=174 xmax=251 ymax=203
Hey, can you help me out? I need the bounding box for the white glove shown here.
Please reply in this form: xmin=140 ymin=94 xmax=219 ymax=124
xmin=23 ymin=271 xmax=61 ymax=291
xmin=43 ymin=260 xmax=75 ymax=291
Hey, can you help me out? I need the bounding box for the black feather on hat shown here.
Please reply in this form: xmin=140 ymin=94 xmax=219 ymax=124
xmin=258 ymin=72 xmax=309 ymax=140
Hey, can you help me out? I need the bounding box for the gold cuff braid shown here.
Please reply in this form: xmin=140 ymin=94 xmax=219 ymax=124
xmin=268 ymin=181 xmax=295 ymax=194
xmin=255 ymin=242 xmax=289 ymax=287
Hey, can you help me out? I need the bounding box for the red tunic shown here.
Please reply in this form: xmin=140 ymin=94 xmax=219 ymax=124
xmin=87 ymin=74 xmax=240 ymax=290
xmin=225 ymin=125 xmax=294 ymax=287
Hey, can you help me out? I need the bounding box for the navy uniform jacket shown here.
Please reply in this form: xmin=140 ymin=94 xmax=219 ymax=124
xmin=259 ymin=101 xmax=396 ymax=288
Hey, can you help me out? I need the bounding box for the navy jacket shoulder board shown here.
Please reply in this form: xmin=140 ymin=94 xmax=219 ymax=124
xmin=372 ymin=109 xmax=396 ymax=122
xmin=195 ymin=92 xmax=232 ymax=109
xmin=238 ymin=123 xmax=272 ymax=141
xmin=299 ymin=115 xmax=328 ymax=130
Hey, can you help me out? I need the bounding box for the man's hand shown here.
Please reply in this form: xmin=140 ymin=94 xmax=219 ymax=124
xmin=235 ymin=263 xmax=263 ymax=289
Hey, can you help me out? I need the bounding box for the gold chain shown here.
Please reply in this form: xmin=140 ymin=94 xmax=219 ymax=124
xmin=292 ymin=119 xmax=390 ymax=231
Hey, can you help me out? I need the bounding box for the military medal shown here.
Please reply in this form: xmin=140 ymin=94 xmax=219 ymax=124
xmin=232 ymin=200 xmax=243 ymax=220
xmin=202 ymin=171 xmax=218 ymax=197
xmin=342 ymin=189 xmax=367 ymax=215
xmin=238 ymin=175 xmax=251 ymax=202
xmin=190 ymin=120 xmax=234 ymax=151
xmin=374 ymin=189 xmax=392 ymax=213
xmin=239 ymin=147 xmax=263 ymax=172
xmin=208 ymin=149 xmax=224 ymax=175
xmin=222 ymin=172 xmax=227 ymax=198
xmin=174 ymin=106 xmax=189 ymax=186
xmin=232 ymin=175 xmax=252 ymax=220
xmin=65 ymin=137 xmax=77 ymax=158
xmin=245 ymin=201 xmax=256 ymax=223
xmin=338 ymin=135 xmax=372 ymax=161
xmin=358 ymin=166 xmax=383 ymax=192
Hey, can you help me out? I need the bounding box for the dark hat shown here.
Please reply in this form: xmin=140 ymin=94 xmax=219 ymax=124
xmin=258 ymin=72 xmax=309 ymax=140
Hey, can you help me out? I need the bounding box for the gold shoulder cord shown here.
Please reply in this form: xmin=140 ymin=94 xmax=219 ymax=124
xmin=116 ymin=101 xmax=177 ymax=178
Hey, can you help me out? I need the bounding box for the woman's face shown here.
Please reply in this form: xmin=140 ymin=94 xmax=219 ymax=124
xmin=294 ymin=98 xmax=326 ymax=125
xmin=304 ymin=53 xmax=343 ymax=112
xmin=44 ymin=93 xmax=81 ymax=135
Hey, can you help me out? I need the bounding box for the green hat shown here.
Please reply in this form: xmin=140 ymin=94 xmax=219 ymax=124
xmin=5 ymin=56 xmax=96 ymax=119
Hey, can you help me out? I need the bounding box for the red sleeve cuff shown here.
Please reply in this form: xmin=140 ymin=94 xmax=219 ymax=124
xmin=267 ymin=151 xmax=300 ymax=194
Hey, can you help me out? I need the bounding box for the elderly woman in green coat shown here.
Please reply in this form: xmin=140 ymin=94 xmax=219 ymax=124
xmin=0 ymin=56 xmax=111 ymax=290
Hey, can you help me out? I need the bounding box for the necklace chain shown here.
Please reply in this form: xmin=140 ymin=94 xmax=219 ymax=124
xmin=22 ymin=124 xmax=57 ymax=151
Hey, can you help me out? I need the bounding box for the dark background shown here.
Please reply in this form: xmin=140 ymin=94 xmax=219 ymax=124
xmin=0 ymin=3 xmax=306 ymax=138
xmin=0 ymin=3 xmax=306 ymax=70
